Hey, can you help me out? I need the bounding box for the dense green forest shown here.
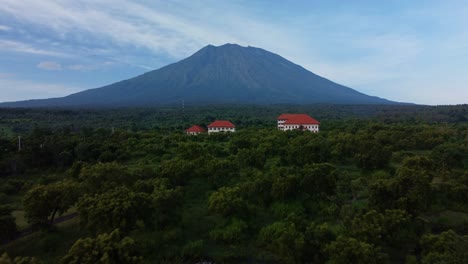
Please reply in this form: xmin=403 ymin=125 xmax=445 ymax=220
xmin=0 ymin=104 xmax=467 ymax=264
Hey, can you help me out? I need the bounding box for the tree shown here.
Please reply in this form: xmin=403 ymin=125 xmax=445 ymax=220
xmin=369 ymin=156 xmax=433 ymax=215
xmin=209 ymin=217 xmax=248 ymax=244
xmin=0 ymin=253 xmax=42 ymax=264
xmin=78 ymin=162 xmax=134 ymax=194
xmin=420 ymin=230 xmax=468 ymax=264
xmin=300 ymin=163 xmax=338 ymax=198
xmin=355 ymin=139 xmax=391 ymax=170
xmin=158 ymin=158 xmax=195 ymax=185
xmin=270 ymin=174 xmax=299 ymax=201
xmin=287 ymin=134 xmax=331 ymax=166
xmin=22 ymin=180 xmax=79 ymax=227
xmin=346 ymin=209 xmax=418 ymax=254
xmin=303 ymin=222 xmax=335 ymax=263
xmin=133 ymin=178 xmax=182 ymax=227
xmin=257 ymin=220 xmax=305 ymax=264
xmin=237 ymin=148 xmax=266 ymax=169
xmin=431 ymin=143 xmax=465 ymax=171
xmin=0 ymin=205 xmax=17 ymax=241
xmin=208 ymin=186 xmax=250 ymax=218
xmin=77 ymin=187 xmax=152 ymax=234
xmin=325 ymin=236 xmax=388 ymax=264
xmin=195 ymin=158 xmax=238 ymax=188
xmin=61 ymin=229 xmax=142 ymax=264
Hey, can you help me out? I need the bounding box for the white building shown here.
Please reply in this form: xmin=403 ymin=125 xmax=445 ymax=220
xmin=185 ymin=125 xmax=206 ymax=135
xmin=277 ymin=114 xmax=320 ymax=132
xmin=207 ymin=120 xmax=236 ymax=133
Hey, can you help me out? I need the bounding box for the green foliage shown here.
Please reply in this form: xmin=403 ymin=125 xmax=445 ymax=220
xmin=79 ymin=162 xmax=134 ymax=193
xmin=270 ymin=173 xmax=299 ymax=200
xmin=181 ymin=240 xmax=204 ymax=260
xmin=0 ymin=205 xmax=17 ymax=241
xmin=303 ymin=222 xmax=336 ymax=263
xmin=269 ymin=202 xmax=305 ymax=219
xmin=355 ymin=139 xmax=391 ymax=170
xmin=0 ymin=105 xmax=467 ymax=263
xmin=209 ymin=218 xmax=248 ymax=243
xmin=346 ymin=209 xmax=418 ymax=255
xmin=0 ymin=253 xmax=42 ymax=264
xmin=78 ymin=178 xmax=181 ymax=234
xmin=158 ymin=158 xmax=195 ymax=185
xmin=22 ymin=180 xmax=80 ymax=227
xmin=369 ymin=156 xmax=434 ymax=215
xmin=208 ymin=186 xmax=249 ymax=217
xmin=61 ymin=229 xmax=142 ymax=264
xmin=77 ymin=187 xmax=152 ymax=234
xmin=325 ymin=236 xmax=388 ymax=264
xmin=287 ymin=133 xmax=331 ymax=165
xmin=431 ymin=143 xmax=466 ymax=171
xmin=420 ymin=230 xmax=468 ymax=264
xmin=237 ymin=148 xmax=266 ymax=169
xmin=257 ymin=220 xmax=305 ymax=264
xmin=300 ymin=163 xmax=338 ymax=198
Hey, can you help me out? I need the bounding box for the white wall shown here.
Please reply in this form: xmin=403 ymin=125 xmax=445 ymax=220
xmin=208 ymin=127 xmax=236 ymax=133
xmin=277 ymin=124 xmax=319 ymax=133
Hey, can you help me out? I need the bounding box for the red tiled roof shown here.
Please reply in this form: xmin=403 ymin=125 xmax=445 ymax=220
xmin=278 ymin=114 xmax=320 ymax=125
xmin=207 ymin=120 xmax=235 ymax=128
xmin=277 ymin=114 xmax=295 ymax=120
xmin=185 ymin=125 xmax=206 ymax=133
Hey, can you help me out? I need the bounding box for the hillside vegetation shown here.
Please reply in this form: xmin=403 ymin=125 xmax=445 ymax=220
xmin=0 ymin=104 xmax=467 ymax=263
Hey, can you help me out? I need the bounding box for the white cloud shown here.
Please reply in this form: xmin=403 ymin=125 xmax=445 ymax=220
xmin=67 ymin=60 xmax=119 ymax=71
xmin=0 ymin=0 xmax=298 ymax=58
xmin=0 ymin=25 xmax=11 ymax=31
xmin=0 ymin=0 xmax=467 ymax=104
xmin=0 ymin=40 xmax=67 ymax=56
xmin=0 ymin=72 xmax=15 ymax=78
xmin=0 ymin=77 xmax=82 ymax=102
xmin=68 ymin=64 xmax=94 ymax=71
xmin=37 ymin=61 xmax=62 ymax=70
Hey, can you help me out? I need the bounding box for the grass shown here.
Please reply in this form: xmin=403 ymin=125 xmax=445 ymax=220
xmin=0 ymin=217 xmax=83 ymax=263
xmin=426 ymin=210 xmax=468 ymax=233
xmin=0 ymin=125 xmax=14 ymax=138
xmin=12 ymin=210 xmax=28 ymax=229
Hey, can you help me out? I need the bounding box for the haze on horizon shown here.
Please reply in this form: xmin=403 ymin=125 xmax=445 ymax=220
xmin=0 ymin=0 xmax=467 ymax=105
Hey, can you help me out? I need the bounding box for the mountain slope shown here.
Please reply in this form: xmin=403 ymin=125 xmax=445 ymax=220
xmin=1 ymin=44 xmax=398 ymax=107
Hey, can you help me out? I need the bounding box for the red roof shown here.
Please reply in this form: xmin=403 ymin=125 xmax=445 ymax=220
xmin=207 ymin=120 xmax=235 ymax=128
xmin=278 ymin=114 xmax=320 ymax=125
xmin=185 ymin=125 xmax=206 ymax=133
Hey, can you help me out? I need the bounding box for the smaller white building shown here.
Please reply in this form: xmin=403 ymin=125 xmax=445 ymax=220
xmin=277 ymin=114 xmax=320 ymax=132
xmin=207 ymin=120 xmax=236 ymax=133
xmin=185 ymin=125 xmax=206 ymax=135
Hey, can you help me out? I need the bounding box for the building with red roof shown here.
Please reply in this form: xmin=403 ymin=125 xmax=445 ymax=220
xmin=207 ymin=120 xmax=236 ymax=133
xmin=277 ymin=114 xmax=320 ymax=132
xmin=185 ymin=125 xmax=206 ymax=135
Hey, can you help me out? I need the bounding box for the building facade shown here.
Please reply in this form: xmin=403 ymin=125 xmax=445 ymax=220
xmin=277 ymin=114 xmax=320 ymax=132
xmin=207 ymin=120 xmax=236 ymax=133
xmin=185 ymin=125 xmax=206 ymax=135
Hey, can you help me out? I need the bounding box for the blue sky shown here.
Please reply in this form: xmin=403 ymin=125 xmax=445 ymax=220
xmin=0 ymin=0 xmax=467 ymax=105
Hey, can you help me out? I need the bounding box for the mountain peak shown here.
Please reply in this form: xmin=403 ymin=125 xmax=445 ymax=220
xmin=218 ymin=43 xmax=243 ymax=48
xmin=0 ymin=44 xmax=397 ymax=107
xmin=198 ymin=43 xmax=247 ymax=54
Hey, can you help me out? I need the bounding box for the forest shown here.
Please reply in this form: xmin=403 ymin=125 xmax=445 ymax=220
xmin=0 ymin=104 xmax=467 ymax=264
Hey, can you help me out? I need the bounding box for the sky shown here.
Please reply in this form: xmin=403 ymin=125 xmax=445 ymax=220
xmin=0 ymin=0 xmax=467 ymax=105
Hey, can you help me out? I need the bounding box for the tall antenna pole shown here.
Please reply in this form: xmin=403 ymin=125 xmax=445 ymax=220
xmin=182 ymin=99 xmax=185 ymax=109
xmin=18 ymin=136 xmax=21 ymax=152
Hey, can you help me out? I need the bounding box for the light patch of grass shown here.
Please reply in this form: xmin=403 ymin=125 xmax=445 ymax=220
xmin=0 ymin=125 xmax=14 ymax=138
xmin=427 ymin=210 xmax=468 ymax=233
xmin=0 ymin=217 xmax=83 ymax=263
xmin=12 ymin=210 xmax=28 ymax=229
